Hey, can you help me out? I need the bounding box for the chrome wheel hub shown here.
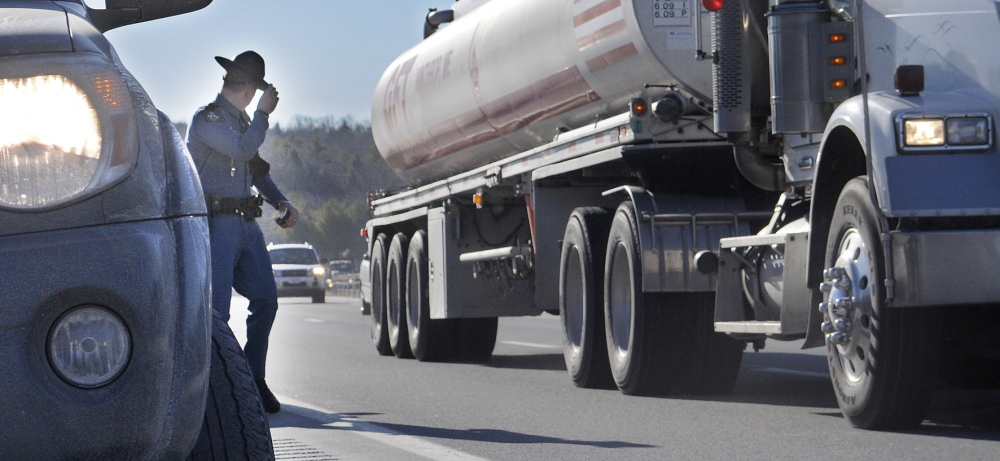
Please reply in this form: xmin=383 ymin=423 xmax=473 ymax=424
xmin=820 ymin=229 xmax=874 ymax=383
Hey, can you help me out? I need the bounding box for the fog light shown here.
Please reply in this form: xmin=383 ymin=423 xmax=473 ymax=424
xmin=48 ymin=306 xmax=131 ymax=388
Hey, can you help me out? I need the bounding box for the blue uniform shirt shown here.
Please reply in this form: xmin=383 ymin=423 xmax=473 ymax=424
xmin=187 ymin=94 xmax=287 ymax=207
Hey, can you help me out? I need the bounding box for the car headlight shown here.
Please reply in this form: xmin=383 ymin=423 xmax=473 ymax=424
xmin=48 ymin=306 xmax=132 ymax=388
xmin=899 ymin=114 xmax=992 ymax=151
xmin=0 ymin=54 xmax=138 ymax=209
xmin=312 ymin=266 xmax=326 ymax=277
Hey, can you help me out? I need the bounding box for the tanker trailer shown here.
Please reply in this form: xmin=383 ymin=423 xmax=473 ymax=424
xmin=362 ymin=0 xmax=778 ymax=395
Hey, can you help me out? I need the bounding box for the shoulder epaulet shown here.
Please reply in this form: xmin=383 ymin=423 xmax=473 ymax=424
xmin=204 ymin=103 xmax=221 ymax=123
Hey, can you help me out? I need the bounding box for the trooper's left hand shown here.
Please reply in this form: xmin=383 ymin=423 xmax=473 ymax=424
xmin=278 ymin=203 xmax=299 ymax=228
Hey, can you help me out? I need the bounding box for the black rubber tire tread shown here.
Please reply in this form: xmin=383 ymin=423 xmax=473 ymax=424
xmin=406 ymin=230 xmax=452 ymax=361
xmin=370 ymin=234 xmax=392 ymax=356
xmin=673 ymin=292 xmax=744 ymax=395
xmin=312 ymin=292 xmax=325 ymax=304
xmin=825 ymin=177 xmax=941 ymax=430
xmin=454 ymin=317 xmax=498 ymax=362
xmin=187 ymin=309 xmax=274 ymax=461
xmin=604 ymin=201 xmax=676 ymax=395
xmin=387 ymin=232 xmax=414 ymax=359
xmin=560 ymin=207 xmax=616 ymax=389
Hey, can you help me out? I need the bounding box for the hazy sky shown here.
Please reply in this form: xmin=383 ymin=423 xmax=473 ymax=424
xmin=104 ymin=0 xmax=448 ymax=126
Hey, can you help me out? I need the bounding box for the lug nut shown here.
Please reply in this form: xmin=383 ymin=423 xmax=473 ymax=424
xmin=824 ymin=267 xmax=846 ymax=281
xmin=834 ymin=318 xmax=851 ymax=332
xmin=820 ymin=282 xmax=832 ymax=293
xmin=818 ymin=303 xmax=828 ymax=313
xmin=833 ymin=298 xmax=853 ymax=310
xmin=829 ymin=331 xmax=848 ymax=344
xmin=821 ymin=321 xmax=835 ymax=334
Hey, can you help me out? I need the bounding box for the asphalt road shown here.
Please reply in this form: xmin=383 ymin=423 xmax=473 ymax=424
xmin=228 ymin=295 xmax=1000 ymax=461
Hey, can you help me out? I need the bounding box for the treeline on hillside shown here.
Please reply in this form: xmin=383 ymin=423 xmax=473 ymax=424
xmin=174 ymin=116 xmax=403 ymax=267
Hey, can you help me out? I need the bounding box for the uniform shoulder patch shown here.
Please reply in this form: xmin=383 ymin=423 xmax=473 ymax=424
xmin=205 ymin=110 xmax=221 ymax=123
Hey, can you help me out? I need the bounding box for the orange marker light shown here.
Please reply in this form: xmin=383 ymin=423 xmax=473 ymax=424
xmin=830 ymin=79 xmax=848 ymax=89
xmin=829 ymin=33 xmax=847 ymax=43
xmin=630 ymin=98 xmax=648 ymax=117
xmin=829 ymin=56 xmax=847 ymax=66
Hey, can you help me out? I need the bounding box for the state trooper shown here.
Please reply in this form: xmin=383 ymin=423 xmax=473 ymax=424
xmin=187 ymin=50 xmax=298 ymax=414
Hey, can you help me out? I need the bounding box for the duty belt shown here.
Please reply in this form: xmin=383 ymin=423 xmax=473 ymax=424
xmin=206 ymin=195 xmax=263 ymax=220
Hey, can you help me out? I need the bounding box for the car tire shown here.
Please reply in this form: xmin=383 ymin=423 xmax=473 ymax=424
xmin=187 ymin=309 xmax=273 ymax=461
xmin=312 ymin=291 xmax=324 ymax=304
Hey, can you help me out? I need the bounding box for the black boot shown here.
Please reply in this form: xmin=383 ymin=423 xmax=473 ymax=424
xmin=255 ymin=379 xmax=281 ymax=414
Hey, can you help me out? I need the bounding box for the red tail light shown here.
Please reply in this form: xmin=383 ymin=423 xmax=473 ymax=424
xmin=702 ymin=0 xmax=725 ymax=12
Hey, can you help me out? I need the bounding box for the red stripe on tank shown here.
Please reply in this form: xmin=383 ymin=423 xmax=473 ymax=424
xmin=577 ymin=19 xmax=627 ymax=51
xmin=574 ymin=0 xmax=621 ymax=27
xmin=382 ymin=66 xmax=600 ymax=173
xmin=585 ymin=43 xmax=638 ymax=72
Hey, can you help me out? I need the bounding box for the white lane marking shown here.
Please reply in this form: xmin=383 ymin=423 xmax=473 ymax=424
xmin=500 ymin=341 xmax=562 ymax=349
xmin=757 ymin=367 xmax=831 ymax=379
xmin=277 ymin=395 xmax=492 ymax=461
xmin=304 ymin=318 xmax=324 ymax=323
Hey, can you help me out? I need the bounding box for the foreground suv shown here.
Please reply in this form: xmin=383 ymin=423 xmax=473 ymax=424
xmin=269 ymin=243 xmax=326 ymax=303
xmin=0 ymin=1 xmax=271 ymax=458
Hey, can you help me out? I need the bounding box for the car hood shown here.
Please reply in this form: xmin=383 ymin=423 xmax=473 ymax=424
xmin=1 ymin=2 xmax=114 ymax=57
xmin=0 ymin=2 xmax=73 ymax=56
xmin=273 ymin=264 xmax=319 ymax=270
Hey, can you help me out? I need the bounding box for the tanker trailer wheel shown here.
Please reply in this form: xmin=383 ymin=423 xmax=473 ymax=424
xmin=559 ymin=207 xmax=615 ymax=389
xmin=604 ymin=201 xmax=681 ymax=395
xmin=386 ymin=233 xmax=414 ymax=359
xmin=187 ymin=309 xmax=274 ymax=461
xmin=370 ymin=234 xmax=392 ymax=356
xmin=406 ymin=230 xmax=452 ymax=361
xmin=822 ymin=177 xmax=940 ymax=430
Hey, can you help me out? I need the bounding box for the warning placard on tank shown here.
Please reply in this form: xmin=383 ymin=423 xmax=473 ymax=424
xmin=653 ymin=1 xmax=692 ymax=26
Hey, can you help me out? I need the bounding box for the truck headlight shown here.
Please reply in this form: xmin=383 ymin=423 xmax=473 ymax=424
xmin=0 ymin=54 xmax=138 ymax=209
xmin=48 ymin=306 xmax=132 ymax=388
xmin=312 ymin=266 xmax=326 ymax=277
xmin=903 ymin=119 xmax=944 ymax=147
xmin=899 ymin=114 xmax=992 ymax=151
xmin=947 ymin=117 xmax=990 ymax=146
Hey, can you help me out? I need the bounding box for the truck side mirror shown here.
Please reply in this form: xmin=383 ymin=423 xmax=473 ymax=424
xmin=88 ymin=0 xmax=213 ymax=32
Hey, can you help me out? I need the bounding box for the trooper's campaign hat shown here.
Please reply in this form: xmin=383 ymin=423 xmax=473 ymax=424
xmin=216 ymin=51 xmax=268 ymax=90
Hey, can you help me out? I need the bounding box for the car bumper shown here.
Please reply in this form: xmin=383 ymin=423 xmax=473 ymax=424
xmin=0 ymin=217 xmax=211 ymax=458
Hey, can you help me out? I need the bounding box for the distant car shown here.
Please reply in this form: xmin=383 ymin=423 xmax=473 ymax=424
xmin=325 ymin=259 xmax=354 ymax=286
xmin=269 ymin=243 xmax=326 ymax=303
xmin=0 ymin=1 xmax=272 ymax=458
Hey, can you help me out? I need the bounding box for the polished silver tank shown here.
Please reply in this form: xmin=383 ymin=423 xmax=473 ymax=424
xmin=372 ymin=0 xmax=714 ymax=186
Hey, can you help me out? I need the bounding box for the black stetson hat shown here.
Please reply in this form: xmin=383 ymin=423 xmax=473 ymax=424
xmin=215 ymin=51 xmax=269 ymax=90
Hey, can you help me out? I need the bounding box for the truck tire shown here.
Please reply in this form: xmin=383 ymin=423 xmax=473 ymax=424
xmin=454 ymin=317 xmax=498 ymax=362
xmin=312 ymin=291 xmax=325 ymax=304
xmin=406 ymin=230 xmax=452 ymax=361
xmin=386 ymin=233 xmax=414 ymax=359
xmin=604 ymin=201 xmax=676 ymax=395
xmin=370 ymin=234 xmax=392 ymax=356
xmin=823 ymin=177 xmax=940 ymax=430
xmin=187 ymin=309 xmax=274 ymax=461
xmin=559 ymin=207 xmax=615 ymax=389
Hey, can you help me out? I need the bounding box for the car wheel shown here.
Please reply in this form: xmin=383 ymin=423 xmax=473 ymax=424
xmin=186 ymin=309 xmax=273 ymax=460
